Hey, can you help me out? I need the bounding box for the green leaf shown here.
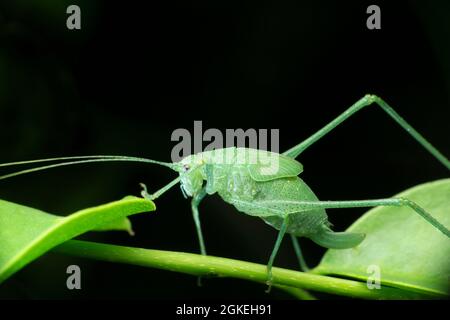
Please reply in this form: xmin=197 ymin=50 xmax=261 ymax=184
xmin=0 ymin=196 xmax=155 ymax=284
xmin=93 ymin=217 xmax=134 ymax=235
xmin=313 ymin=179 xmax=450 ymax=297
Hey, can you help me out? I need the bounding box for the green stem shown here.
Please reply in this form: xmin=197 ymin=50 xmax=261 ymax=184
xmin=275 ymin=285 xmax=317 ymax=300
xmin=54 ymin=240 xmax=427 ymax=299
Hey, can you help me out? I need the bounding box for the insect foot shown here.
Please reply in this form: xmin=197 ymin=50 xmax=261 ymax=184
xmin=140 ymin=183 xmax=158 ymax=201
xmin=265 ymin=269 xmax=274 ymax=294
xmin=140 ymin=183 xmax=152 ymax=200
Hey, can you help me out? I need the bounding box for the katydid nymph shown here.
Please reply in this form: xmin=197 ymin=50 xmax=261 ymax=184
xmin=1 ymin=94 xmax=449 ymax=291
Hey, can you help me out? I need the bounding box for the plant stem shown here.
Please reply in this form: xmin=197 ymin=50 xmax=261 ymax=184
xmin=54 ymin=240 xmax=426 ymax=299
xmin=274 ymin=285 xmax=317 ymax=300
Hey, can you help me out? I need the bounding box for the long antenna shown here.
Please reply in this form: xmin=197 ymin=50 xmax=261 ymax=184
xmin=0 ymin=156 xmax=181 ymax=181
xmin=0 ymin=155 xmax=174 ymax=168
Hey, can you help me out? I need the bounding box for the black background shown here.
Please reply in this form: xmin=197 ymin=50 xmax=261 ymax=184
xmin=0 ymin=1 xmax=449 ymax=299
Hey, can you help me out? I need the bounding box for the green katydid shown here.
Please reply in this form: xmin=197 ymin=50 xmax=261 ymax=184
xmin=1 ymin=94 xmax=449 ymax=291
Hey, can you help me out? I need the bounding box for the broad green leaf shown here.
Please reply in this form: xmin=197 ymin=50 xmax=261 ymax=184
xmin=313 ymin=179 xmax=450 ymax=297
xmin=0 ymin=196 xmax=155 ymax=284
xmin=93 ymin=216 xmax=135 ymax=235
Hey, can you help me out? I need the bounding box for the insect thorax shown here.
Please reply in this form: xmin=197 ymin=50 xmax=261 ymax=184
xmin=179 ymin=148 xmax=260 ymax=201
xmin=209 ymin=164 xmax=259 ymax=201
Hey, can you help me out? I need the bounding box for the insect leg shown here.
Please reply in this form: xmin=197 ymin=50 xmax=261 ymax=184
xmin=140 ymin=176 xmax=181 ymax=201
xmin=290 ymin=235 xmax=309 ymax=272
xmin=283 ymin=94 xmax=450 ymax=170
xmin=292 ymin=198 xmax=450 ymax=239
xmin=265 ymin=215 xmax=289 ymax=293
xmin=191 ymin=187 xmax=208 ymax=256
xmin=191 ymin=187 xmax=209 ymax=287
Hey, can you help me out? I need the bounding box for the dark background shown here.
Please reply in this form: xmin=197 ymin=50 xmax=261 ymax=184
xmin=0 ymin=1 xmax=449 ymax=299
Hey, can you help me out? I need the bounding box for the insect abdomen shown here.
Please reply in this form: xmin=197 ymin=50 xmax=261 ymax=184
xmin=221 ymin=176 xmax=330 ymax=237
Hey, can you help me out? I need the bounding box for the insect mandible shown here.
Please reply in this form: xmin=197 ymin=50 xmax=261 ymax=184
xmin=1 ymin=94 xmax=449 ymax=291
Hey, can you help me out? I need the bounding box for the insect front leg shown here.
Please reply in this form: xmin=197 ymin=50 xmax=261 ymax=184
xmin=191 ymin=187 xmax=209 ymax=287
xmin=140 ymin=176 xmax=182 ymax=200
xmin=191 ymin=187 xmax=208 ymax=256
xmin=265 ymin=214 xmax=290 ymax=293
